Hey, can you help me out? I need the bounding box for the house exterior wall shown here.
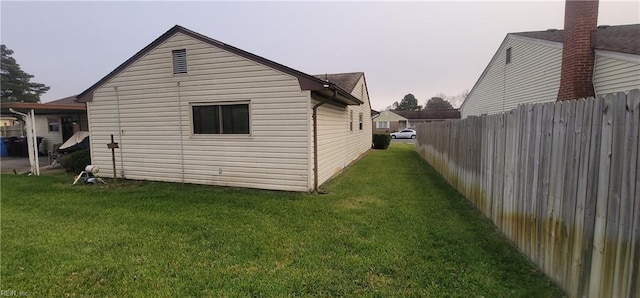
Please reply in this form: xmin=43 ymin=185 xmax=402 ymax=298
xmin=87 ymin=32 xmax=311 ymax=191
xmin=462 ymin=36 xmax=640 ymax=119
xmin=461 ymin=36 xmax=562 ymax=118
xmin=312 ymin=75 xmax=372 ymax=187
xmin=34 ymin=115 xmax=62 ymax=153
xmin=593 ymin=52 xmax=640 ymax=95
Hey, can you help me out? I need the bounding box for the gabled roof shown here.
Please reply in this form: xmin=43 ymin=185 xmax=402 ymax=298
xmin=512 ymin=24 xmax=640 ymax=55
xmin=313 ymin=72 xmax=363 ymax=93
xmin=76 ymin=25 xmax=362 ymax=105
xmin=393 ymin=109 xmax=461 ymax=120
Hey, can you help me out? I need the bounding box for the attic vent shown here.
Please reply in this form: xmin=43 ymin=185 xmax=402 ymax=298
xmin=172 ymin=49 xmax=187 ymax=74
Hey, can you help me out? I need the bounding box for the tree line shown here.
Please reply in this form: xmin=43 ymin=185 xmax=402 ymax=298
xmin=388 ymin=90 xmax=469 ymax=111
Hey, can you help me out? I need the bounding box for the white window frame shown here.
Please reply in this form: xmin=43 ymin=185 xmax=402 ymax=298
xmin=349 ymin=110 xmax=354 ymax=132
xmin=376 ymin=121 xmax=389 ymax=129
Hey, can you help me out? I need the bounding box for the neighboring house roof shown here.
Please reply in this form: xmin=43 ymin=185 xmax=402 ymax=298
xmin=393 ymin=109 xmax=461 ymax=120
xmin=460 ymin=24 xmax=640 ymax=112
xmin=76 ymin=25 xmax=362 ymax=106
xmin=313 ymin=72 xmax=363 ymax=93
xmin=372 ymin=110 xmax=408 ymax=122
xmin=45 ymin=95 xmax=83 ymax=106
xmin=1 ymin=101 xmax=86 ymax=116
xmin=512 ymin=24 xmax=640 ymax=55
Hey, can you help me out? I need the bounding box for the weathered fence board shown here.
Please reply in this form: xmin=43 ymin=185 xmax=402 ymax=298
xmin=415 ymin=90 xmax=639 ymax=298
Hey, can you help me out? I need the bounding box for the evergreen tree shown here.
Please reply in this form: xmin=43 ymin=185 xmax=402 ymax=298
xmin=392 ymin=94 xmax=422 ymax=111
xmin=1 ymin=45 xmax=50 ymax=103
xmin=425 ymin=97 xmax=454 ymax=110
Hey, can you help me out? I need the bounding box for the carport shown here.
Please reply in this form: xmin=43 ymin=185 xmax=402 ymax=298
xmin=1 ymin=100 xmax=86 ymax=175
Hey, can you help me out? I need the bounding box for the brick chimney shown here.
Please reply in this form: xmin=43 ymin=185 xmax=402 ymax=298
xmin=556 ymin=0 xmax=599 ymax=101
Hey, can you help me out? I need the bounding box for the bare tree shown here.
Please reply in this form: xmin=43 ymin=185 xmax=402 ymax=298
xmin=427 ymin=89 xmax=469 ymax=109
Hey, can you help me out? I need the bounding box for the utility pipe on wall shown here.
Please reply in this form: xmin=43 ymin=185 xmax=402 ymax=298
xmin=114 ymin=86 xmax=124 ymax=177
xmin=177 ymin=81 xmax=185 ymax=183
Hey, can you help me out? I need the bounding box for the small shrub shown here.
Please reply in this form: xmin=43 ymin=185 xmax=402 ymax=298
xmin=59 ymin=149 xmax=91 ymax=173
xmin=372 ymin=134 xmax=391 ymax=149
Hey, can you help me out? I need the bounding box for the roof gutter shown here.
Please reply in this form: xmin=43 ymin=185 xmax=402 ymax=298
xmin=312 ymin=88 xmax=337 ymax=193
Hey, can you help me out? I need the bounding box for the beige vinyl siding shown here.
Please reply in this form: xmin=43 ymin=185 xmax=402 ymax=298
xmin=462 ymin=36 xmax=562 ymax=118
xmin=34 ymin=115 xmax=62 ymax=153
xmin=313 ymin=75 xmax=372 ymax=186
xmin=593 ymin=53 xmax=640 ymax=95
xmin=88 ymin=32 xmax=311 ymax=192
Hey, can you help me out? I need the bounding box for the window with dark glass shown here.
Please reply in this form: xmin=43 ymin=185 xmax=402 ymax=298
xmin=172 ymin=49 xmax=187 ymax=74
xmin=359 ymin=113 xmax=363 ymax=130
xmin=506 ymin=47 xmax=512 ymax=64
xmin=350 ymin=110 xmax=353 ymax=131
xmin=48 ymin=117 xmax=60 ymax=132
xmin=192 ymin=103 xmax=249 ymax=134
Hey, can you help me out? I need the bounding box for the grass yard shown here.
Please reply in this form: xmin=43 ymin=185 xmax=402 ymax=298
xmin=0 ymin=143 xmax=563 ymax=296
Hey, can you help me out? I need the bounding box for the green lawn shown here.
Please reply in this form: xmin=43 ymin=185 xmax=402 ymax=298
xmin=0 ymin=143 xmax=563 ymax=296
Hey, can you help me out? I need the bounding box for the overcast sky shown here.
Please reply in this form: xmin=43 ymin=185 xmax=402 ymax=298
xmin=1 ymin=1 xmax=638 ymax=110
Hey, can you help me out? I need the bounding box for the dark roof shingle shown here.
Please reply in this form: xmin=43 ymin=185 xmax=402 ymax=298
xmin=45 ymin=95 xmax=82 ymax=105
xmin=313 ymin=72 xmax=363 ymax=93
xmin=512 ymin=24 xmax=640 ymax=55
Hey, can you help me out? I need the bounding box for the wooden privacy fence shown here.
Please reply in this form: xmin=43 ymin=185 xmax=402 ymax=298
xmin=415 ymin=90 xmax=639 ymax=298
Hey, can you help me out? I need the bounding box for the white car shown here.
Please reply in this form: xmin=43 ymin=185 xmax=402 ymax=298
xmin=391 ymin=129 xmax=416 ymax=139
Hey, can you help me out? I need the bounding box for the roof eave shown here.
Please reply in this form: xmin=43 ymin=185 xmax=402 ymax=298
xmin=312 ymin=88 xmax=362 ymax=106
xmin=4 ymin=102 xmax=86 ymax=111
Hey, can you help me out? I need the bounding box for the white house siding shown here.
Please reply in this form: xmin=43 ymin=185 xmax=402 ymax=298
xmin=462 ymin=37 xmax=562 ymax=118
xmin=312 ymin=76 xmax=372 ymax=186
xmin=593 ymin=53 xmax=640 ymax=95
xmin=88 ymin=32 xmax=311 ymax=192
xmin=34 ymin=115 xmax=62 ymax=153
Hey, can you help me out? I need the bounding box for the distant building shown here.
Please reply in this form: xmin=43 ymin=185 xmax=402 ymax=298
xmin=461 ymin=2 xmax=639 ymax=118
xmin=372 ymin=110 xmax=408 ymax=133
xmin=393 ymin=109 xmax=461 ymax=128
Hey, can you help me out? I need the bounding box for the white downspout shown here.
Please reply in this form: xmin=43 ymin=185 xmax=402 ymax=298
xmin=176 ymin=81 xmax=185 ymax=183
xmin=30 ymin=109 xmax=40 ymax=175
